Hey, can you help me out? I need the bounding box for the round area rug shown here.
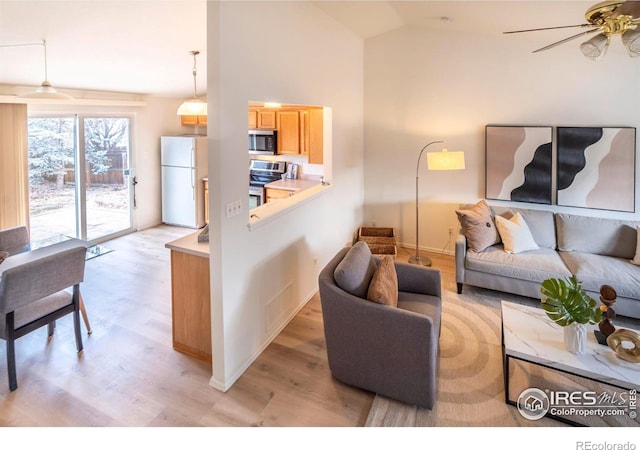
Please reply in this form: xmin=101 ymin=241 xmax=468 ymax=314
xmin=365 ymin=288 xmax=564 ymax=427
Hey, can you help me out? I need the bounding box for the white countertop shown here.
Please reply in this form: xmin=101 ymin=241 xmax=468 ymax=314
xmin=165 ymin=231 xmax=209 ymax=258
xmin=264 ymin=178 xmax=320 ymax=192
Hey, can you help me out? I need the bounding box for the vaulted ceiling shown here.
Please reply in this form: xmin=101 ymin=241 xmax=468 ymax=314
xmin=0 ymin=1 xmax=600 ymax=97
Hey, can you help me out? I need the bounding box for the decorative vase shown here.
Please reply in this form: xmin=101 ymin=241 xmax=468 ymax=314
xmin=564 ymin=322 xmax=587 ymax=354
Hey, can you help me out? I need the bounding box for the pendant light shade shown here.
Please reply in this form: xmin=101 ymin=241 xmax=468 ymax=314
xmin=177 ymin=50 xmax=207 ymax=116
xmin=19 ymin=40 xmax=72 ymax=100
xmin=177 ymin=98 xmax=207 ymax=116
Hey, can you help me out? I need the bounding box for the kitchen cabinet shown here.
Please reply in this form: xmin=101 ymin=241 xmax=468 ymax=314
xmin=165 ymin=233 xmax=211 ymax=364
xmin=249 ymin=107 xmax=276 ymax=129
xmin=248 ymin=105 xmax=323 ymax=162
xmin=277 ymin=110 xmax=301 ymax=155
xmin=308 ymin=107 xmax=324 ymax=164
xmin=181 ymin=115 xmax=207 ymax=126
xmin=299 ymin=110 xmax=310 ymax=158
xmin=266 ymin=187 xmax=295 ymax=203
xmin=248 ymin=110 xmax=257 ymax=129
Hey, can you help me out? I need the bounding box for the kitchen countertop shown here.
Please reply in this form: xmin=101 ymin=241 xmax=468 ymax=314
xmin=264 ymin=178 xmax=320 ymax=192
xmin=165 ymin=231 xmax=209 ymax=258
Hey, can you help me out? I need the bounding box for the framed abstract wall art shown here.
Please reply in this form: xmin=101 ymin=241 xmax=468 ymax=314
xmin=485 ymin=125 xmax=553 ymax=205
xmin=557 ymin=127 xmax=636 ymax=212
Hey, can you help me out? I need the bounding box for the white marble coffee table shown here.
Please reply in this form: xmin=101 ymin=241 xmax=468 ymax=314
xmin=501 ymin=301 xmax=640 ymax=425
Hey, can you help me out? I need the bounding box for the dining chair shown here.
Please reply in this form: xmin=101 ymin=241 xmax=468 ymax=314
xmin=0 ymin=239 xmax=88 ymax=391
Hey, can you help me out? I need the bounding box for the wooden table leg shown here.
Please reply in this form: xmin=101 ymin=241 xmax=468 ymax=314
xmin=79 ymin=293 xmax=92 ymax=334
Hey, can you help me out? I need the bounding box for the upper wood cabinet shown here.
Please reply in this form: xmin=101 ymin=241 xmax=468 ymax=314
xmin=249 ymin=107 xmax=276 ymax=129
xmin=247 ymin=105 xmax=323 ymax=163
xmin=248 ymin=110 xmax=257 ymax=129
xmin=181 ymin=115 xmax=207 ymax=126
xmin=258 ymin=110 xmax=276 ymax=129
xmin=277 ymin=110 xmax=301 ymax=155
xmin=307 ymin=108 xmax=323 ymax=165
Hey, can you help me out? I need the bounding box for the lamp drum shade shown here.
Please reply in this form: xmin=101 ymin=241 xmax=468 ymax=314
xmin=426 ymin=149 xmax=465 ymax=171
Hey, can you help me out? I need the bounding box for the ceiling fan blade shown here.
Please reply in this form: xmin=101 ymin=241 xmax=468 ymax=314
xmin=504 ymin=24 xmax=593 ymax=34
xmin=612 ymin=1 xmax=640 ymax=18
xmin=532 ymin=27 xmax=604 ymax=53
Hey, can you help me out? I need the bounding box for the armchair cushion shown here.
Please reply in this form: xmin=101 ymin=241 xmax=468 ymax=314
xmin=333 ymin=241 xmax=377 ymax=298
xmin=367 ymin=255 xmax=398 ymax=307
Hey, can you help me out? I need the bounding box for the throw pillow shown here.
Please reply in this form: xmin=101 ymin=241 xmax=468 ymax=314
xmin=366 ymin=256 xmax=398 ymax=307
xmin=455 ymin=199 xmax=501 ymax=252
xmin=494 ymin=212 xmax=540 ymax=254
xmin=334 ymin=241 xmax=377 ymax=298
xmin=631 ymin=226 xmax=640 ymax=266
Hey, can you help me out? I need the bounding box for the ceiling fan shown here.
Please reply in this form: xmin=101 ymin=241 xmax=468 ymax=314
xmin=504 ymin=1 xmax=640 ymax=60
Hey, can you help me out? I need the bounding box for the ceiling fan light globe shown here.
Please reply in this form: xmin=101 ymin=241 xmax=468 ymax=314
xmin=580 ymin=33 xmax=609 ymax=60
xmin=622 ymin=29 xmax=640 ymax=57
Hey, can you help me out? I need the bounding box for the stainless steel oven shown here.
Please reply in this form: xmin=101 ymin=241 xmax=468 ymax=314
xmin=249 ymin=159 xmax=286 ymax=208
xmin=249 ymin=129 xmax=277 ymax=155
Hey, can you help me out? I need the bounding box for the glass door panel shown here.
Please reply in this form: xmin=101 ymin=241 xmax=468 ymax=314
xmin=82 ymin=117 xmax=132 ymax=241
xmin=27 ymin=115 xmax=133 ymax=245
xmin=27 ymin=117 xmax=79 ymax=244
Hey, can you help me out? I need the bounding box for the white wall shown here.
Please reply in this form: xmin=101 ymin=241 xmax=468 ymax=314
xmin=364 ymin=27 xmax=640 ymax=255
xmin=207 ymin=1 xmax=364 ymax=389
xmin=28 ymin=96 xmax=195 ymax=231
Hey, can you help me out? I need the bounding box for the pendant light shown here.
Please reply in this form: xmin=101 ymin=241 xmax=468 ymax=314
xmin=177 ymin=50 xmax=207 ymax=116
xmin=19 ymin=40 xmax=72 ymax=100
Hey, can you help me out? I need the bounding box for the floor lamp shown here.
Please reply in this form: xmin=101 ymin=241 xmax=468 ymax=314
xmin=408 ymin=142 xmax=465 ymax=266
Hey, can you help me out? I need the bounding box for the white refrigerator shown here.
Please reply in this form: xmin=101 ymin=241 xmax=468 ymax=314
xmin=161 ymin=135 xmax=208 ymax=228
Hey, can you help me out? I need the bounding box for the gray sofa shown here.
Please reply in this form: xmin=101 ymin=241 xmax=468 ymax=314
xmin=456 ymin=205 xmax=640 ymax=319
xmin=318 ymin=242 xmax=442 ymax=409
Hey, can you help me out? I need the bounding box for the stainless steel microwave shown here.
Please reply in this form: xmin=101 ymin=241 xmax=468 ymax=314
xmin=248 ymin=129 xmax=277 ymax=155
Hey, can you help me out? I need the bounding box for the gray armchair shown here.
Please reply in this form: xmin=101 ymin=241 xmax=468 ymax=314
xmin=318 ymin=243 xmax=442 ymax=409
xmin=0 ymin=238 xmax=88 ymax=391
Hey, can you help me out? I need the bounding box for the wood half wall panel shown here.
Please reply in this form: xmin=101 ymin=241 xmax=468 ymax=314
xmin=0 ymin=103 xmax=29 ymax=231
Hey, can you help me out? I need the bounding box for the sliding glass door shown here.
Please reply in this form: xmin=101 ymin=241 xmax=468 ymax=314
xmin=27 ymin=115 xmax=134 ymax=244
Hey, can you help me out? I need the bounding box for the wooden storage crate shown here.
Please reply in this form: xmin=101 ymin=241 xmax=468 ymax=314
xmin=366 ymin=243 xmax=397 ymax=259
xmin=358 ymin=227 xmax=396 ymax=245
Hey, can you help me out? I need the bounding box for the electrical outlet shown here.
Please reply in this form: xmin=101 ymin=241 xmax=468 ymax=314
xmin=225 ymin=200 xmax=242 ymax=218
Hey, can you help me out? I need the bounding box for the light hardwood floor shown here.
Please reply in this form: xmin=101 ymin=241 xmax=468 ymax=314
xmin=0 ymin=226 xmax=455 ymax=427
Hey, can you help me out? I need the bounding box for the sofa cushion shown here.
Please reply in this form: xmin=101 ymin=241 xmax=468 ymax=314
xmin=559 ymin=251 xmax=640 ymax=299
xmin=367 ymin=256 xmax=398 ymax=307
xmin=491 ymin=206 xmax=556 ymax=249
xmin=495 ymin=212 xmax=540 ymax=254
xmin=465 ymin=245 xmax=572 ymax=284
xmin=455 ymin=200 xmax=500 ymax=252
xmin=556 ymin=213 xmax=640 ymax=259
xmin=334 ymin=241 xmax=377 ymax=298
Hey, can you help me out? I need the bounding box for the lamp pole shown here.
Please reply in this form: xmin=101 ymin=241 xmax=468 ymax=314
xmin=408 ymin=140 xmax=443 ymax=266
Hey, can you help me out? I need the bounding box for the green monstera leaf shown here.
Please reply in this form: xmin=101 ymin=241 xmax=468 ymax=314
xmin=540 ymin=276 xmax=602 ymax=326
